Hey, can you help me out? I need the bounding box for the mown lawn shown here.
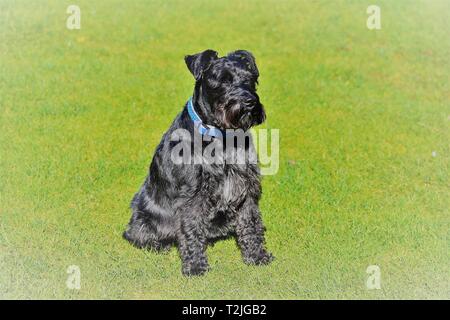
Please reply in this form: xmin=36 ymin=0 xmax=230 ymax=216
xmin=0 ymin=0 xmax=449 ymax=299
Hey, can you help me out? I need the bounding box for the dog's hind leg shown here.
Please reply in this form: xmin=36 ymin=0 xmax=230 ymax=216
xmin=123 ymin=209 xmax=173 ymax=252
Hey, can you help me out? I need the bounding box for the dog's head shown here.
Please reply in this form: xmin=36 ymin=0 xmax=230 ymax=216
xmin=185 ymin=49 xmax=266 ymax=131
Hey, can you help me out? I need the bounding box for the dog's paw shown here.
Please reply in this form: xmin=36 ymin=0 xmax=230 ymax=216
xmin=182 ymin=261 xmax=210 ymax=277
xmin=243 ymin=250 xmax=274 ymax=266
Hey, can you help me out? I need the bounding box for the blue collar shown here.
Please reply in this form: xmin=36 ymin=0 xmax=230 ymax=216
xmin=187 ymin=97 xmax=225 ymax=138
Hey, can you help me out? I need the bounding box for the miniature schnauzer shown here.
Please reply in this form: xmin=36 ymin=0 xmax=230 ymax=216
xmin=123 ymin=49 xmax=274 ymax=276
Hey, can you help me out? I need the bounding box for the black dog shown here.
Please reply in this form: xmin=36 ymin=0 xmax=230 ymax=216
xmin=123 ymin=49 xmax=273 ymax=276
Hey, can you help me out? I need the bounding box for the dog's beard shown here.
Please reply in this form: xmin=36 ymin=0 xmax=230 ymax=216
xmin=214 ymin=101 xmax=266 ymax=131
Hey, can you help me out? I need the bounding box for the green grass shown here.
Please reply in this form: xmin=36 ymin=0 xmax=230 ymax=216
xmin=1 ymin=0 xmax=449 ymax=299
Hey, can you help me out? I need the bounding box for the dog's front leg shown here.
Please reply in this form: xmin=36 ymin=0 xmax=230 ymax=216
xmin=177 ymin=214 xmax=209 ymax=276
xmin=236 ymin=199 xmax=274 ymax=265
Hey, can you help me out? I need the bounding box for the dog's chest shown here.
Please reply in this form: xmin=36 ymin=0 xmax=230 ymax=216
xmin=204 ymin=164 xmax=259 ymax=212
xmin=221 ymin=169 xmax=246 ymax=207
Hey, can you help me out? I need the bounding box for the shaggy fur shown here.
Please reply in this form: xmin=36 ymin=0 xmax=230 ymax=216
xmin=123 ymin=49 xmax=274 ymax=276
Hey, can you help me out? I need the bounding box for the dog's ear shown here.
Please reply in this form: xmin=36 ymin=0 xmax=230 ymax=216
xmin=184 ymin=49 xmax=218 ymax=81
xmin=227 ymin=50 xmax=259 ymax=78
